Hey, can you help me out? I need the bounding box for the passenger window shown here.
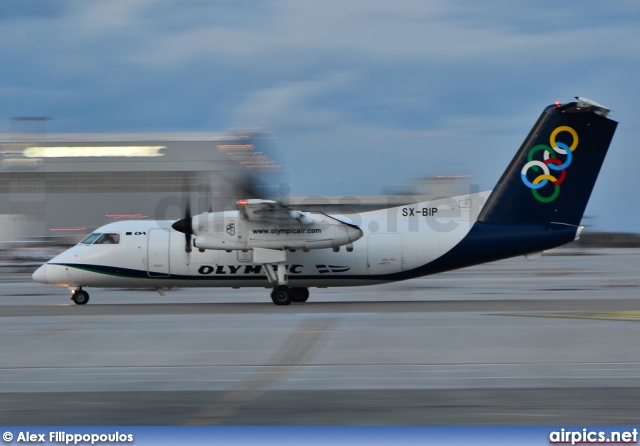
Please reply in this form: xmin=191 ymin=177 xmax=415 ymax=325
xmin=80 ymin=233 xmax=102 ymax=244
xmin=94 ymin=233 xmax=120 ymax=245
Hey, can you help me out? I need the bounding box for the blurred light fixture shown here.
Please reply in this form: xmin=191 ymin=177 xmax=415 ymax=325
xmin=50 ymin=227 xmax=87 ymax=231
xmin=23 ymin=146 xmax=166 ymax=158
xmin=105 ymin=214 xmax=149 ymax=219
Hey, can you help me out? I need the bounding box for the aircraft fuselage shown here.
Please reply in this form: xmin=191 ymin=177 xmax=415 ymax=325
xmin=35 ymin=191 xmax=490 ymax=290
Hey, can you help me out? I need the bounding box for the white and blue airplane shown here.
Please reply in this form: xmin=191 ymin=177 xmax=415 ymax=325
xmin=33 ymin=97 xmax=618 ymax=305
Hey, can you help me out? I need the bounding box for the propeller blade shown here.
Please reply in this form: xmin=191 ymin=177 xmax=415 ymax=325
xmin=184 ymin=233 xmax=192 ymax=253
xmin=172 ymin=181 xmax=194 ymax=253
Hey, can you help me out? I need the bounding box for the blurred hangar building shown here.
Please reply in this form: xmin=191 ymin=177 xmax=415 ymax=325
xmin=0 ymin=130 xmax=282 ymax=245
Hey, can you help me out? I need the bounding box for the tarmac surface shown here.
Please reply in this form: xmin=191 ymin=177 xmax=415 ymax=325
xmin=1 ymin=248 xmax=640 ymax=425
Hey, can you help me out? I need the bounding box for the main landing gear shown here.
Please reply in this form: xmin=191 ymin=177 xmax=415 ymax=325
xmin=71 ymin=288 xmax=89 ymax=305
xmin=270 ymin=286 xmax=310 ymax=305
xmin=251 ymin=248 xmax=311 ymax=306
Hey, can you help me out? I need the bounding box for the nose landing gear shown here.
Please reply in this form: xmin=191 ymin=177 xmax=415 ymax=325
xmin=71 ymin=288 xmax=90 ymax=305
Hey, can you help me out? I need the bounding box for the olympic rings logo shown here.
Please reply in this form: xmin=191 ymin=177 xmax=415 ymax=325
xmin=520 ymin=125 xmax=579 ymax=203
xmin=226 ymin=219 xmax=236 ymax=236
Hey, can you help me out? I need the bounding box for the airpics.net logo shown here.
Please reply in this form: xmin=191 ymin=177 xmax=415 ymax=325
xmin=521 ymin=125 xmax=579 ymax=203
xmin=549 ymin=428 xmax=638 ymax=445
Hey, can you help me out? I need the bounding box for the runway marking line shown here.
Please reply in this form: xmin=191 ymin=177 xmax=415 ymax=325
xmin=181 ymin=317 xmax=337 ymax=426
xmin=509 ymin=310 xmax=640 ymax=322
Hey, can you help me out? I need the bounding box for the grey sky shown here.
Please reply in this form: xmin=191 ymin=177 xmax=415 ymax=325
xmin=1 ymin=1 xmax=639 ymax=232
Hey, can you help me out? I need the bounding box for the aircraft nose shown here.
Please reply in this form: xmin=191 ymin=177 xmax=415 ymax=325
xmin=32 ymin=264 xmax=48 ymax=284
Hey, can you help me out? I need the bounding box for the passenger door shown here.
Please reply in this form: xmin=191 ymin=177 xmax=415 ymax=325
xmin=147 ymin=229 xmax=170 ymax=277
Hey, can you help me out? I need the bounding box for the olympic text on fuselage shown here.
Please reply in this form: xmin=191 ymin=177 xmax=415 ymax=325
xmin=198 ymin=264 xmax=303 ymax=275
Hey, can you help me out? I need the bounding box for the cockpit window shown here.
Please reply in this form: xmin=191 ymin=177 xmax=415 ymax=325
xmin=80 ymin=233 xmax=102 ymax=244
xmin=95 ymin=233 xmax=120 ymax=245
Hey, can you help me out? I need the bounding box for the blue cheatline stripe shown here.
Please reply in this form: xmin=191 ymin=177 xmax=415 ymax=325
xmin=52 ymin=263 xmax=269 ymax=281
xmin=52 ymin=262 xmax=384 ymax=283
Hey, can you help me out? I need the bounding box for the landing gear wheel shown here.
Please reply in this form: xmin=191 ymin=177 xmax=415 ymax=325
xmin=291 ymin=287 xmax=310 ymax=303
xmin=270 ymin=285 xmax=292 ymax=306
xmin=72 ymin=290 xmax=89 ymax=305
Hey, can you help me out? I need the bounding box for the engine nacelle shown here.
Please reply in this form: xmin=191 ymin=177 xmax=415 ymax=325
xmin=190 ymin=211 xmax=362 ymax=251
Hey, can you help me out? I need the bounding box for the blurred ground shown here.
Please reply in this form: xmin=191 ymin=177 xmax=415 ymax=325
xmin=1 ymin=248 xmax=639 ymax=425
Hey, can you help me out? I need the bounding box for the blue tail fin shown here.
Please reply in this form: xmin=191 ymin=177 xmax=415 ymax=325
xmin=478 ymin=98 xmax=618 ymax=226
xmin=403 ymin=98 xmax=618 ymax=278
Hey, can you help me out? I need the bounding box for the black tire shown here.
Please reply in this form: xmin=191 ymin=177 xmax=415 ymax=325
xmin=72 ymin=290 xmax=89 ymax=305
xmin=291 ymin=287 xmax=310 ymax=303
xmin=271 ymin=285 xmax=292 ymax=305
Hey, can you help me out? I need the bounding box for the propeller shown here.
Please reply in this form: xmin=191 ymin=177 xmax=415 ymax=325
xmin=172 ymin=184 xmax=194 ymax=253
